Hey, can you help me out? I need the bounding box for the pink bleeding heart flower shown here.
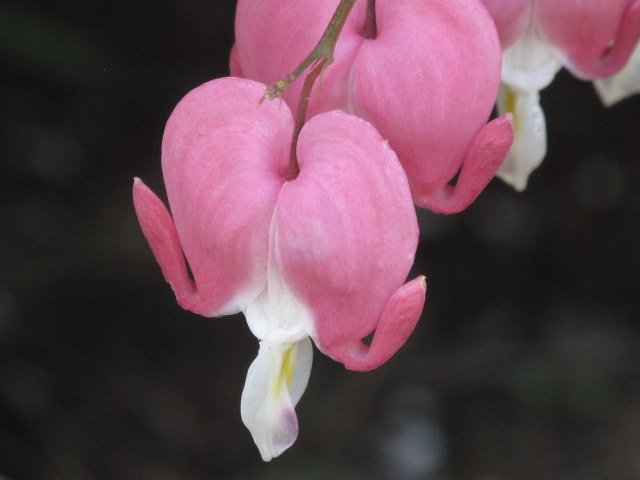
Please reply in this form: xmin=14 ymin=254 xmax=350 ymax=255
xmin=231 ymin=0 xmax=514 ymax=214
xmin=480 ymin=0 xmax=640 ymax=190
xmin=133 ymin=77 xmax=426 ymax=461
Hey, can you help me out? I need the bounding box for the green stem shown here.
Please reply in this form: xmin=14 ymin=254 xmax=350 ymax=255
xmin=286 ymin=56 xmax=329 ymax=181
xmin=262 ymin=0 xmax=356 ymax=101
xmin=271 ymin=0 xmax=357 ymax=180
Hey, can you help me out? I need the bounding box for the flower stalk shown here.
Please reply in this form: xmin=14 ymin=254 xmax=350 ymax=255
xmin=262 ymin=0 xmax=356 ymax=102
xmin=286 ymin=55 xmax=329 ymax=180
xmin=364 ymin=0 xmax=377 ymax=39
xmin=264 ymin=0 xmax=356 ymax=181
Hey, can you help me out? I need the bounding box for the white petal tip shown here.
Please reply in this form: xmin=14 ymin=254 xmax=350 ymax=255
xmin=240 ymin=338 xmax=313 ymax=461
xmin=255 ymin=407 xmax=298 ymax=461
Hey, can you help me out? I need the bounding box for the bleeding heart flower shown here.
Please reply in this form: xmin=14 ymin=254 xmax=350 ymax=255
xmin=231 ymin=0 xmax=514 ymax=214
xmin=481 ymin=0 xmax=640 ymax=190
xmin=133 ymin=77 xmax=426 ymax=461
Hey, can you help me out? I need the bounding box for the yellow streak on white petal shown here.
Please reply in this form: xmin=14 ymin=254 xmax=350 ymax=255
xmin=240 ymin=207 xmax=316 ymax=461
xmin=268 ymin=342 xmax=297 ymax=399
xmin=496 ymin=84 xmax=547 ymax=191
xmin=501 ymin=85 xmax=520 ymax=138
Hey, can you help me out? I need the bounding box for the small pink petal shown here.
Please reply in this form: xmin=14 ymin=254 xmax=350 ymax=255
xmin=333 ymin=276 xmax=427 ymax=372
xmin=415 ymin=114 xmax=515 ymax=214
xmin=133 ymin=177 xmax=201 ymax=313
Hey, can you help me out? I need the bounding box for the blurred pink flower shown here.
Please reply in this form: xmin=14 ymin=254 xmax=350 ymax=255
xmin=481 ymin=0 xmax=640 ymax=189
xmin=133 ymin=77 xmax=426 ymax=460
xmin=594 ymin=42 xmax=640 ymax=106
xmin=231 ymin=0 xmax=513 ymax=214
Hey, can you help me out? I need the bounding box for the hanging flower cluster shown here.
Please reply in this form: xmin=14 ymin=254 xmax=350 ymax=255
xmin=480 ymin=0 xmax=640 ymax=190
xmin=132 ymin=0 xmax=639 ymax=461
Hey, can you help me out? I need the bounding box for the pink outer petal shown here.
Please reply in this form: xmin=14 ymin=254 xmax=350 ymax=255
xmin=480 ymin=0 xmax=532 ymax=48
xmin=349 ymin=0 xmax=508 ymax=211
xmin=275 ymin=110 xmax=424 ymax=370
xmin=135 ymin=77 xmax=293 ymax=316
xmin=536 ymin=0 xmax=640 ymax=78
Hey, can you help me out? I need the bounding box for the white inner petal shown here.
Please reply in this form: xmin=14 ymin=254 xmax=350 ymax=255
xmin=501 ymin=20 xmax=562 ymax=92
xmin=496 ymin=15 xmax=560 ymax=192
xmin=240 ymin=206 xmax=315 ymax=461
xmin=496 ymin=85 xmax=547 ymax=191
xmin=244 ymin=268 xmax=313 ymax=345
xmin=244 ymin=205 xmax=315 ymax=344
xmin=240 ymin=337 xmax=313 ymax=461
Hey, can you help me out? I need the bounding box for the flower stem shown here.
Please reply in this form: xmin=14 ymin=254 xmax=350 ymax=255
xmin=363 ymin=0 xmax=377 ymax=39
xmin=268 ymin=0 xmax=356 ymax=181
xmin=286 ymin=56 xmax=329 ymax=181
xmin=262 ymin=0 xmax=356 ymax=101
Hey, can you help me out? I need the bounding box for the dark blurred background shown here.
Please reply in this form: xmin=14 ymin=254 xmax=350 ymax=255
xmin=1 ymin=1 xmax=639 ymax=479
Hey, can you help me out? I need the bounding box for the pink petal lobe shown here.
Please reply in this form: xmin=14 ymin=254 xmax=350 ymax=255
xmin=148 ymin=77 xmax=293 ymax=316
xmin=416 ymin=114 xmax=514 ymax=214
xmin=275 ymin=110 xmax=422 ymax=367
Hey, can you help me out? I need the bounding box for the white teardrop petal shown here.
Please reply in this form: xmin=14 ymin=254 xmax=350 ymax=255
xmin=288 ymin=336 xmax=313 ymax=406
xmin=496 ymin=85 xmax=547 ymax=191
xmin=240 ymin=339 xmax=313 ymax=461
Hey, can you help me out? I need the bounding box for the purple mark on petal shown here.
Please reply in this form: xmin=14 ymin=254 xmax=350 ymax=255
xmin=272 ymin=407 xmax=299 ymax=454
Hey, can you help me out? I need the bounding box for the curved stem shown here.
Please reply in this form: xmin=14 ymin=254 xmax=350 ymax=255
xmin=262 ymin=0 xmax=356 ymax=101
xmin=271 ymin=0 xmax=357 ymax=181
xmin=286 ymin=56 xmax=328 ymax=181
